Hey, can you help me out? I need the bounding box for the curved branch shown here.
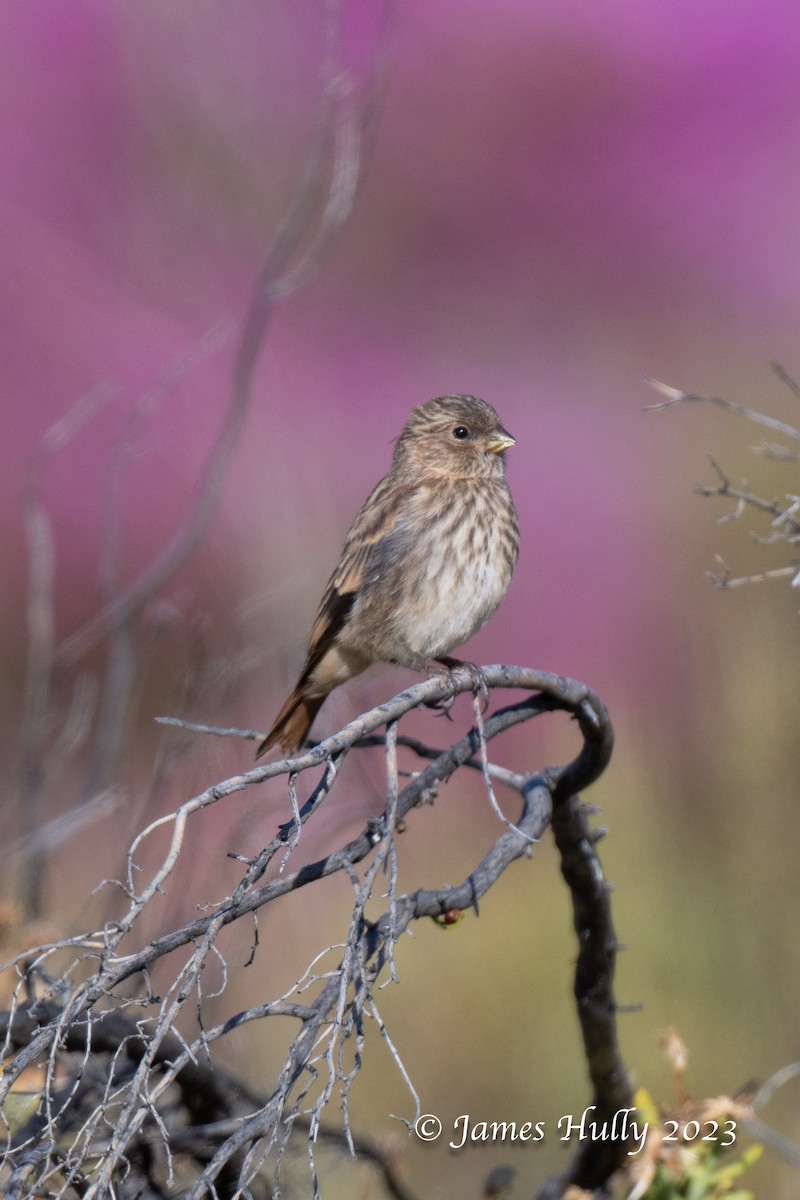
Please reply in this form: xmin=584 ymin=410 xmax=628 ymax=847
xmin=1 ymin=664 xmax=623 ymax=1199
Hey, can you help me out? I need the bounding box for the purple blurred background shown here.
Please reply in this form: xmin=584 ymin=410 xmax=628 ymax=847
xmin=2 ymin=2 xmax=800 ymax=1194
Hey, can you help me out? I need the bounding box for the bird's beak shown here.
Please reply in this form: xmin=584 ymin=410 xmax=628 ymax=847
xmin=485 ymin=430 xmax=516 ymax=455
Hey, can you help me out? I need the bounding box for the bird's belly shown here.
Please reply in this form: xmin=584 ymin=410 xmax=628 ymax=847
xmin=396 ymin=528 xmax=510 ymax=660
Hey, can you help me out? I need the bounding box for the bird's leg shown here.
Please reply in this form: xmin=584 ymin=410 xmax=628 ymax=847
xmin=404 ymin=656 xmax=489 ymax=718
xmin=404 ymin=659 xmax=454 ymax=718
xmin=399 ymin=655 xmax=457 ymax=718
xmin=434 ymin=655 xmax=490 ymax=713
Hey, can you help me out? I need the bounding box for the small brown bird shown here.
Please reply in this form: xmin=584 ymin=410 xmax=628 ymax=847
xmin=257 ymin=395 xmax=519 ymax=757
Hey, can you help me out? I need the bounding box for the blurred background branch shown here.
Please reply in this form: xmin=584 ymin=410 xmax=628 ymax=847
xmin=14 ymin=0 xmax=391 ymax=922
xmin=647 ymin=371 xmax=800 ymax=591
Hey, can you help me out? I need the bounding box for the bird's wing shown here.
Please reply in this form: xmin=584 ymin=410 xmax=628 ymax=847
xmin=302 ymin=477 xmax=416 ymax=673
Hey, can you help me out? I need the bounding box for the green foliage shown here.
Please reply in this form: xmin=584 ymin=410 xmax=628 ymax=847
xmin=639 ymin=1144 xmax=761 ymax=1200
xmin=629 ymin=1088 xmax=761 ymax=1200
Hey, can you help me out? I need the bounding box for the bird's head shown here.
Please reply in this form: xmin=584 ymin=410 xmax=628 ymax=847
xmin=394 ymin=394 xmax=515 ymax=480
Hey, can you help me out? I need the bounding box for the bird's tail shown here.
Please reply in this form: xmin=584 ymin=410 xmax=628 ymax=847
xmin=255 ymin=686 xmax=326 ymax=759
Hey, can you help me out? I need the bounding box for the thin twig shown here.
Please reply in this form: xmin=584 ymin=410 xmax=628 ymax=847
xmin=1 ymin=665 xmax=618 ymax=1200
xmin=645 ymin=377 xmax=800 ymax=442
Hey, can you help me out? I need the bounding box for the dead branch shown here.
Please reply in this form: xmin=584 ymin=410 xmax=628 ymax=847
xmin=644 ymin=376 xmax=800 ymax=443
xmin=647 ymin=376 xmax=800 ymax=594
xmin=1 ymin=665 xmax=623 ymax=1200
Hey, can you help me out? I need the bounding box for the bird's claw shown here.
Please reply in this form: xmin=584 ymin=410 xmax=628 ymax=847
xmin=424 ymin=690 xmax=456 ymax=719
xmin=435 ymin=656 xmax=490 ymax=713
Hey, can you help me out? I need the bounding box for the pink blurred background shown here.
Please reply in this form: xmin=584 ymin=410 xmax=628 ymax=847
xmin=2 ymin=2 xmax=800 ymax=1195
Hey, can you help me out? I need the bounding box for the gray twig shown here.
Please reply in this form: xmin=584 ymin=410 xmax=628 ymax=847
xmin=647 ymin=377 xmax=800 ymax=595
xmin=1 ymin=664 xmax=621 ymax=1199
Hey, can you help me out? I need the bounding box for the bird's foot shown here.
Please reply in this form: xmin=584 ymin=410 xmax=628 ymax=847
xmin=423 ymin=667 xmax=456 ymax=719
xmin=434 ymin=656 xmax=490 ymax=713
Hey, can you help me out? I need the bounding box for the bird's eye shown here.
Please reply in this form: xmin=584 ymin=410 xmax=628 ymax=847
xmin=452 ymin=425 xmax=470 ymax=440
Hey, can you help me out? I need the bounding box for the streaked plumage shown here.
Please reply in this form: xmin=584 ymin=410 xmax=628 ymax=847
xmin=257 ymin=394 xmax=519 ymax=757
